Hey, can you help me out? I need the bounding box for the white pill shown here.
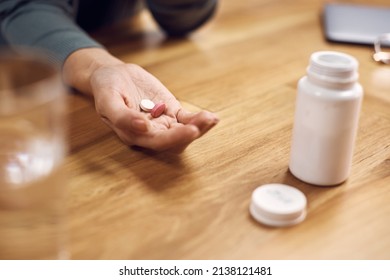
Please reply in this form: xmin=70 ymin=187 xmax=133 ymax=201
xmin=249 ymin=183 xmax=307 ymax=227
xmin=140 ymin=99 xmax=155 ymax=112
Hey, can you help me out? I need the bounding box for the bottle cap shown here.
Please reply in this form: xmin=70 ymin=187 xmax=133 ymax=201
xmin=249 ymin=184 xmax=307 ymax=227
xmin=307 ymin=51 xmax=359 ymax=85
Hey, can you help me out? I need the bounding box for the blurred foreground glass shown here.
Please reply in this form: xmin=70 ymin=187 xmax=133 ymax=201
xmin=373 ymin=33 xmax=390 ymax=64
xmin=0 ymin=51 xmax=68 ymax=259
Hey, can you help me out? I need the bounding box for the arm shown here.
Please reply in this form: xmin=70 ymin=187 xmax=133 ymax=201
xmin=0 ymin=0 xmax=102 ymax=64
xmin=60 ymin=0 xmax=220 ymax=152
xmin=1 ymin=0 xmax=219 ymax=152
xmin=63 ymin=47 xmax=219 ymax=152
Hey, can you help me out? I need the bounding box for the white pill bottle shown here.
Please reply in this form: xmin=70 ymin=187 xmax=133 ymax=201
xmin=289 ymin=51 xmax=363 ymax=186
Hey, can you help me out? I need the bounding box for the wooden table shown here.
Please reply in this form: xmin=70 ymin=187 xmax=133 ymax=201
xmin=65 ymin=0 xmax=390 ymax=259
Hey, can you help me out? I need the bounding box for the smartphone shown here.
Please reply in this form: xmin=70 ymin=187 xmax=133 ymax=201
xmin=323 ymin=3 xmax=390 ymax=45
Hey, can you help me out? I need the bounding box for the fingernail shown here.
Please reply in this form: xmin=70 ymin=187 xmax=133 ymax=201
xmin=207 ymin=114 xmax=219 ymax=125
xmin=131 ymin=119 xmax=148 ymax=132
xmin=212 ymin=115 xmax=220 ymax=123
xmin=205 ymin=111 xmax=219 ymax=123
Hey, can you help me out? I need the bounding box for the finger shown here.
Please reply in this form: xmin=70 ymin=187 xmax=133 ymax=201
xmin=96 ymin=91 xmax=149 ymax=133
xmin=177 ymin=109 xmax=219 ymax=135
xmin=132 ymin=124 xmax=200 ymax=152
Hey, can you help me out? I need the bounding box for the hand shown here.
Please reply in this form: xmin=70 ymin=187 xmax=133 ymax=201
xmin=91 ymin=63 xmax=219 ymax=152
xmin=63 ymin=48 xmax=219 ymax=153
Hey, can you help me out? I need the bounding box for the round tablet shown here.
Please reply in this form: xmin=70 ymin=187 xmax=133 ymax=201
xmin=151 ymin=102 xmax=166 ymax=118
xmin=249 ymin=184 xmax=307 ymax=227
xmin=140 ymin=99 xmax=155 ymax=112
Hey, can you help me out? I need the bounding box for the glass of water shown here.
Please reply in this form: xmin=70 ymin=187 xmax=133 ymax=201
xmin=0 ymin=50 xmax=68 ymax=259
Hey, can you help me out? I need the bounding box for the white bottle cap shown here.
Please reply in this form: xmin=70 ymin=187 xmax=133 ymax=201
xmin=249 ymin=184 xmax=307 ymax=227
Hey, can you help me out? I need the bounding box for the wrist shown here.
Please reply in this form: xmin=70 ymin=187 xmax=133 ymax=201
xmin=62 ymin=48 xmax=123 ymax=95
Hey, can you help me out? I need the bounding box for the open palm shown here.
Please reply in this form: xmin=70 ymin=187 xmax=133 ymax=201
xmin=90 ymin=63 xmax=219 ymax=152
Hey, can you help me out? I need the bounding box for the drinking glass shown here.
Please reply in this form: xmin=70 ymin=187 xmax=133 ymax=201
xmin=373 ymin=33 xmax=390 ymax=64
xmin=0 ymin=50 xmax=68 ymax=259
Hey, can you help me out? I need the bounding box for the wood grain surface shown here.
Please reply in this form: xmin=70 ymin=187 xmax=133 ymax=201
xmin=65 ymin=0 xmax=390 ymax=259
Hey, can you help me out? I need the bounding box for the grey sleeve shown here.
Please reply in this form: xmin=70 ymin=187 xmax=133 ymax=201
xmin=0 ymin=0 xmax=103 ymax=65
xmin=146 ymin=0 xmax=217 ymax=36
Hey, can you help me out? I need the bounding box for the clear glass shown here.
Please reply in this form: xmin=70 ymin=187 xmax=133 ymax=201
xmin=0 ymin=50 xmax=68 ymax=259
xmin=373 ymin=33 xmax=390 ymax=64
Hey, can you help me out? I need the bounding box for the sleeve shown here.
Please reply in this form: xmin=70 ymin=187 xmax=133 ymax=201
xmin=0 ymin=0 xmax=103 ymax=65
xmin=146 ymin=0 xmax=218 ymax=36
